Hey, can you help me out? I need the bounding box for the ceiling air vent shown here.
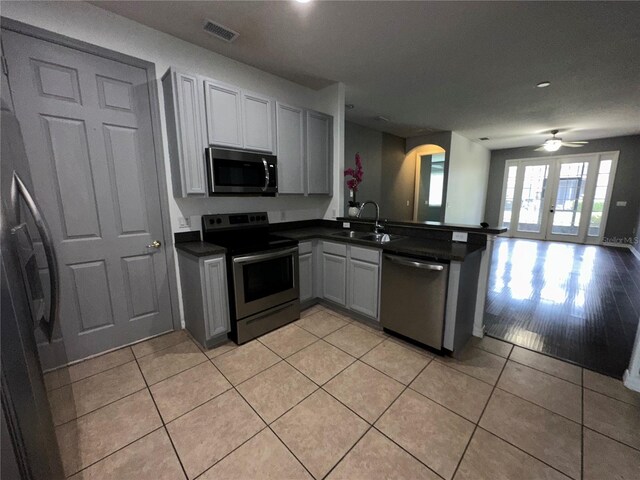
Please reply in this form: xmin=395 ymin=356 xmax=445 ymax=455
xmin=203 ymin=20 xmax=239 ymax=43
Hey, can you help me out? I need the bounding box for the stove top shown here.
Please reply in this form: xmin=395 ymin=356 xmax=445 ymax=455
xmin=201 ymin=212 xmax=298 ymax=255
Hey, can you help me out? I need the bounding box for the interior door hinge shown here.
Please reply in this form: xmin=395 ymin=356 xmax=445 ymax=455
xmin=1 ymin=56 xmax=8 ymax=76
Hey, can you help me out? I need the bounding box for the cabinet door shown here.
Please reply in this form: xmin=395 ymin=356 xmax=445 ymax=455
xmin=322 ymin=252 xmax=346 ymax=306
xmin=306 ymin=110 xmax=332 ymax=195
xmin=276 ymin=102 xmax=305 ymax=194
xmin=171 ymin=71 xmax=206 ymax=195
xmin=243 ymin=92 xmax=274 ymax=152
xmin=204 ymin=79 xmax=243 ymax=148
xmin=348 ymin=259 xmax=380 ymax=319
xmin=203 ymin=256 xmax=230 ymax=338
xmin=299 ymin=252 xmax=313 ymax=302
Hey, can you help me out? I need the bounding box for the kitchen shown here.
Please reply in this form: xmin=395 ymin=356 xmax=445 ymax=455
xmin=2 ymin=2 xmax=640 ymax=480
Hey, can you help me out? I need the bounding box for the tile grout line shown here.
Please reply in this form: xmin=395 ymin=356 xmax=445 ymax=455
xmin=450 ymin=351 xmax=510 ymax=480
xmin=200 ymin=353 xmax=317 ymax=480
xmin=322 ymin=358 xmax=447 ymax=480
xmin=132 ymin=349 xmax=190 ymax=480
xmin=581 ymin=425 xmax=640 ymax=454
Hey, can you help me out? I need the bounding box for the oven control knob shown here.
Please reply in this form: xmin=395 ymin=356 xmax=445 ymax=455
xmin=216 ymin=218 xmax=222 ymax=224
xmin=261 ymin=215 xmax=267 ymax=221
xmin=250 ymin=216 xmax=255 ymax=221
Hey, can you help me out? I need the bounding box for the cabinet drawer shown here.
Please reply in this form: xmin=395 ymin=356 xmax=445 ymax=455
xmin=349 ymin=245 xmax=380 ymax=264
xmin=298 ymin=241 xmax=313 ymax=255
xmin=322 ymin=241 xmax=347 ymax=257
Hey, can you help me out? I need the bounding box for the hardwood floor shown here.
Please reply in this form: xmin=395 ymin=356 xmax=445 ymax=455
xmin=485 ymin=238 xmax=640 ymax=379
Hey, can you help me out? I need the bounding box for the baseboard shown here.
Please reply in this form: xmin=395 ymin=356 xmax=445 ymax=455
xmin=623 ymin=369 xmax=640 ymax=392
xmin=601 ymin=242 xmax=632 ymax=248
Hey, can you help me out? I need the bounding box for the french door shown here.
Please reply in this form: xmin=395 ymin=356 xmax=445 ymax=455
xmin=500 ymin=152 xmax=618 ymax=244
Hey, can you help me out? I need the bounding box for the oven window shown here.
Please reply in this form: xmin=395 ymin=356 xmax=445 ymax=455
xmin=243 ymin=256 xmax=293 ymax=302
xmin=214 ymin=159 xmax=265 ymax=187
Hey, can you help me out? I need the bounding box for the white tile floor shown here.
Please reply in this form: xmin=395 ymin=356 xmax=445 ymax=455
xmin=48 ymin=304 xmax=640 ymax=479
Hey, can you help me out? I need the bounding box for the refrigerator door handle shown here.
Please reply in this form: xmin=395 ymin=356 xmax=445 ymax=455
xmin=11 ymin=172 xmax=59 ymax=343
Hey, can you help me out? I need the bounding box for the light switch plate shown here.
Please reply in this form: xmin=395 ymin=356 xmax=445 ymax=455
xmin=452 ymin=231 xmax=468 ymax=243
xmin=616 ymin=201 xmax=627 ymax=207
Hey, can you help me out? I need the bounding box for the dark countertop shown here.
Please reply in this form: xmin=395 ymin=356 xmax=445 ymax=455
xmin=175 ymin=241 xmax=226 ymax=258
xmin=337 ymin=217 xmax=507 ymax=235
xmin=278 ymin=227 xmax=483 ymax=261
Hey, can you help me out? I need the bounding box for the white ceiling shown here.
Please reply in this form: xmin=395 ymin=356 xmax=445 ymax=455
xmin=93 ymin=1 xmax=640 ymax=150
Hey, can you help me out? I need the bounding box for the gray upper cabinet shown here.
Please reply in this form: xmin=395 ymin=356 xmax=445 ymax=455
xmin=204 ymin=79 xmax=244 ymax=149
xmin=162 ymin=69 xmax=207 ymax=197
xmin=306 ymin=110 xmax=332 ymax=195
xmin=276 ymin=102 xmax=305 ymax=194
xmin=243 ymin=91 xmax=274 ymax=152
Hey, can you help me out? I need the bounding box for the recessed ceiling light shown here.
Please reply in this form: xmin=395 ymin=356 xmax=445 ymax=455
xmin=345 ymin=104 xmax=355 ymax=110
xmin=295 ymin=0 xmax=311 ymax=3
xmin=479 ymin=137 xmax=489 ymax=141
xmin=536 ymin=81 xmax=551 ymax=88
xmin=375 ymin=115 xmax=390 ymax=122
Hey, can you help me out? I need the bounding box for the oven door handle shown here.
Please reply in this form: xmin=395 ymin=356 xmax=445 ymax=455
xmin=233 ymin=246 xmax=298 ymax=264
xmin=262 ymin=159 xmax=269 ymax=192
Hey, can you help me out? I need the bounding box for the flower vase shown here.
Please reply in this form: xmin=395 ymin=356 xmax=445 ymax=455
xmin=348 ymin=206 xmax=360 ymax=218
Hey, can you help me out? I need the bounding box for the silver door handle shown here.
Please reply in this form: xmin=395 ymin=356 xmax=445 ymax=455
xmin=262 ymin=159 xmax=269 ymax=191
xmin=233 ymin=246 xmax=298 ymax=264
xmin=11 ymin=172 xmax=59 ymax=343
xmin=385 ymin=254 xmax=444 ymax=271
xmin=146 ymin=240 xmax=162 ymax=249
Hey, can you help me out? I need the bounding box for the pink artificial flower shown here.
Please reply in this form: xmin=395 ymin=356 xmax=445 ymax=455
xmin=344 ymin=152 xmax=364 ymax=193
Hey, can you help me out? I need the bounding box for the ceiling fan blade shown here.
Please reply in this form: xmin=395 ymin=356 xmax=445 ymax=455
xmin=534 ymin=146 xmax=547 ymax=151
xmin=561 ymin=143 xmax=584 ymax=148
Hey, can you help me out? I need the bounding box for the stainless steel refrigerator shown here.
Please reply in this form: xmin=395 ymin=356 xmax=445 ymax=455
xmin=1 ymin=84 xmax=65 ymax=478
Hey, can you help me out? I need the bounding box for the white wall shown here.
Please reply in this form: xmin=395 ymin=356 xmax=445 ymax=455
xmin=444 ymin=132 xmax=490 ymax=225
xmin=2 ymin=1 xmax=344 ymax=231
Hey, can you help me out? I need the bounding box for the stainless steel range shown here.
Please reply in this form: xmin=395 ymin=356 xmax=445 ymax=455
xmin=202 ymin=213 xmax=300 ymax=344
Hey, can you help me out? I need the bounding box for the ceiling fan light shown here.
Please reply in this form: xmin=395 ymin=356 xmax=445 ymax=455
xmin=544 ymin=139 xmax=562 ymax=152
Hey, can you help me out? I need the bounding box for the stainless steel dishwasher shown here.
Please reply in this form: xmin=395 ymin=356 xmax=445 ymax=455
xmin=380 ymin=254 xmax=449 ymax=350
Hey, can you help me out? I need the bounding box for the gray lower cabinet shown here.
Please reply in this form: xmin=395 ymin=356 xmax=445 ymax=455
xmin=162 ymin=68 xmax=207 ymax=197
xmin=322 ymin=252 xmax=347 ymax=306
xmin=319 ymin=241 xmax=380 ymax=318
xmin=177 ymin=251 xmax=230 ymax=348
xmin=348 ymin=258 xmax=380 ymax=318
xmin=299 ymin=241 xmax=314 ymax=303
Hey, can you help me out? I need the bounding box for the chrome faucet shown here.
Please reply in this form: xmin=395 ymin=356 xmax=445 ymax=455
xmin=357 ymin=201 xmax=383 ymax=234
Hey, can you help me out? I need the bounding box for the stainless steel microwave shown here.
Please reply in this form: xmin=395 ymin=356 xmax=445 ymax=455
xmin=206 ymin=148 xmax=277 ymax=196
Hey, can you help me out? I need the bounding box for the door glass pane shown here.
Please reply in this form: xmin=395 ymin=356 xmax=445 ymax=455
xmin=501 ymin=165 xmax=518 ymax=229
xmin=242 ymin=256 xmax=293 ymax=302
xmin=517 ymin=164 xmax=549 ymax=233
xmin=551 ymin=162 xmax=589 ymax=236
xmin=588 ymin=159 xmax=612 ymax=237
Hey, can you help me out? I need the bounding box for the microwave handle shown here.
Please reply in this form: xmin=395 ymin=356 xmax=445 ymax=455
xmin=262 ymin=159 xmax=269 ymax=192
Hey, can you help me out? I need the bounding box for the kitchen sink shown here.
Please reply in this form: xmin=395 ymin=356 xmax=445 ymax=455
xmin=331 ymin=230 xmax=367 ymax=239
xmin=330 ymin=231 xmax=403 ymax=243
xmin=359 ymin=233 xmax=403 ymax=243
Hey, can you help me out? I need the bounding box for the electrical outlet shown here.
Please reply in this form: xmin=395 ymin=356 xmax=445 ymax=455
xmin=280 ymin=211 xmax=286 ymax=221
xmin=332 ymin=209 xmax=336 ymax=218
xmin=342 ymin=222 xmax=351 ymax=229
xmin=178 ymin=217 xmax=190 ymax=228
xmin=406 ymin=200 xmax=410 ymax=207
xmin=452 ymin=231 xmax=468 ymax=243
xmin=616 ymin=201 xmax=627 ymax=207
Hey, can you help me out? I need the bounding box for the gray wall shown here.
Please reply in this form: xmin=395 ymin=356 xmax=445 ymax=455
xmin=484 ymin=135 xmax=640 ymax=241
xmin=344 ymin=122 xmax=382 ymax=207
xmin=344 ymin=122 xmax=412 ymax=220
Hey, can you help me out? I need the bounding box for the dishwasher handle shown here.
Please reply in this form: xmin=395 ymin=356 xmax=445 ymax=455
xmin=384 ymin=254 xmax=444 ymax=271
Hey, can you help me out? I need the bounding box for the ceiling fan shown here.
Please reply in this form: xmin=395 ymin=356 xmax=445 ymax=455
xmin=535 ymin=130 xmax=588 ymax=152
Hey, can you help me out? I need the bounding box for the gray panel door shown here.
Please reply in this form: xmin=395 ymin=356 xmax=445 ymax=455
xmin=3 ymin=30 xmax=174 ymax=367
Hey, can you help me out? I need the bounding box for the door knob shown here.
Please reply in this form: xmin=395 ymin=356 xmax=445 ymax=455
xmin=146 ymin=240 xmax=162 ymax=249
